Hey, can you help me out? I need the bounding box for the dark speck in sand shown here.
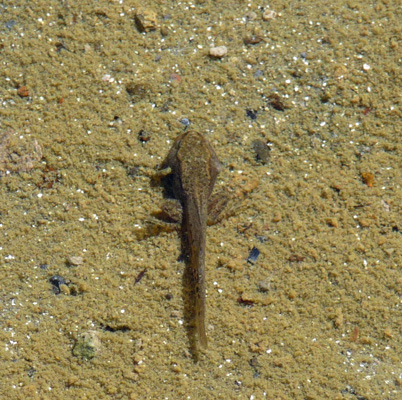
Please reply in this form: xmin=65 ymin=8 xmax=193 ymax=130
xmin=49 ymin=275 xmax=67 ymax=294
xmin=138 ymin=129 xmax=151 ymax=143
xmin=5 ymin=20 xmax=17 ymax=29
xmin=254 ymin=69 xmax=264 ymax=77
xmin=246 ymin=109 xmax=257 ymax=120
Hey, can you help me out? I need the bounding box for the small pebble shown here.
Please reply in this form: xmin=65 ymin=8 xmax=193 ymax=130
xmin=170 ymin=310 xmax=181 ymax=318
xmin=169 ymin=73 xmax=181 ymax=84
xmin=17 ymin=86 xmax=29 ymax=98
xmin=171 ymin=364 xmax=182 ymax=373
xmin=361 ymin=172 xmax=374 ymax=187
xmin=246 ymin=109 xmax=257 ymax=120
xmin=257 ymin=278 xmax=272 ymax=292
xmin=244 ymin=36 xmax=264 ymax=45
xmin=384 ymin=248 xmax=395 ymax=256
xmin=72 ymin=331 xmax=101 ymax=360
xmin=325 ymin=217 xmax=338 ymax=228
xmin=252 ymin=139 xmax=271 ymax=164
xmin=160 ymin=25 xmax=170 ymax=37
xmin=179 ymin=118 xmax=190 ymax=126
xmin=350 ymin=326 xmax=359 ymax=342
xmin=267 ymin=93 xmax=286 ymax=111
xmin=68 ymin=256 xmax=83 ymax=266
xmin=247 ymin=247 xmax=260 ymax=264
xmin=49 ymin=275 xmax=67 ymax=294
xmin=209 ymin=46 xmax=227 ymax=58
xmin=262 ymin=8 xmax=277 ymax=21
xmin=272 ymin=212 xmax=282 ymax=222
xmin=135 ymin=8 xmax=158 ymax=32
xmin=245 ymin=11 xmax=258 ymax=20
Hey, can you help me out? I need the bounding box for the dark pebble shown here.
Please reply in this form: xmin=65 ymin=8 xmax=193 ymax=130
xmin=49 ymin=275 xmax=67 ymax=294
xmin=247 ymin=247 xmax=260 ymax=264
xmin=246 ymin=109 xmax=257 ymax=120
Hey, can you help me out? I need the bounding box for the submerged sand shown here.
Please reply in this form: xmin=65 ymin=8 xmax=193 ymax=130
xmin=1 ymin=1 xmax=401 ymax=399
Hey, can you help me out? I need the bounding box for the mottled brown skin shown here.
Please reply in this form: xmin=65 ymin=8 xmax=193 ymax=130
xmin=161 ymin=131 xmax=221 ymax=348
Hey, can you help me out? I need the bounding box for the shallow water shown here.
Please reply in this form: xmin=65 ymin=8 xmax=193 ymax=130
xmin=1 ymin=1 xmax=401 ymax=399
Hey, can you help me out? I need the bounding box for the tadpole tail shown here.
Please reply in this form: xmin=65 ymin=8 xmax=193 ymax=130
xmin=194 ymin=274 xmax=207 ymax=349
xmin=191 ymin=230 xmax=207 ymax=349
xmin=186 ymin=199 xmax=208 ymax=349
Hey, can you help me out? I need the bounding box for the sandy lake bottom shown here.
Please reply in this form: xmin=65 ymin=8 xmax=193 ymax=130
xmin=1 ymin=1 xmax=402 ymax=399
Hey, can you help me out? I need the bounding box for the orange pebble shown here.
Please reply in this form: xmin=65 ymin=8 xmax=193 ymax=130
xmin=361 ymin=172 xmax=374 ymax=187
xmin=17 ymin=86 xmax=29 ymax=97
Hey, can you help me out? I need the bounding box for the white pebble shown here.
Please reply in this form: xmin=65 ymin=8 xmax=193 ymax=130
xmin=209 ymin=46 xmax=227 ymax=58
xmin=263 ymin=8 xmax=277 ymax=21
